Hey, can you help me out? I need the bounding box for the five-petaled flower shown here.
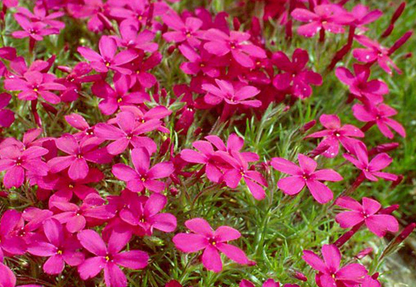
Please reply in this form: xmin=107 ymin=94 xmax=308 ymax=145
xmin=77 ymin=230 xmax=149 ymax=287
xmin=271 ymin=154 xmax=343 ymax=204
xmin=173 ymin=218 xmax=253 ymax=272
xmin=335 ymin=196 xmax=399 ymax=237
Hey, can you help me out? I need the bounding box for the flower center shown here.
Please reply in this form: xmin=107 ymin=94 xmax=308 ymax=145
xmin=15 ymin=158 xmax=23 ymax=166
xmin=57 ymin=249 xmax=63 ymax=255
xmin=209 ymin=237 xmax=217 ymax=245
xmin=117 ymin=97 xmax=123 ymax=103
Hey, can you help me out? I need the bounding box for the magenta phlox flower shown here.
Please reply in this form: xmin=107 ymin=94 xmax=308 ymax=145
xmin=306 ymin=114 xmax=364 ymax=158
xmin=352 ymin=103 xmax=405 ymax=139
xmin=110 ymin=191 xmax=177 ymax=236
xmin=78 ymin=36 xmax=138 ymax=74
xmin=202 ymin=79 xmax=262 ymax=108
xmin=343 ymin=142 xmax=398 ymax=182
xmin=56 ymin=62 xmax=95 ymax=102
xmin=64 ymin=113 xmax=102 ymax=142
xmin=4 ymin=70 xmax=66 ymax=104
xmin=335 ymin=64 xmax=388 ymax=104
xmin=27 ymin=218 xmax=84 ymax=274
xmin=112 ymin=147 xmax=174 ymax=193
xmin=122 ymin=51 xmax=162 ymax=89
xmin=162 ymin=11 xmax=204 ymax=47
xmin=68 ymin=0 xmax=113 ymax=32
xmin=271 ymin=154 xmax=343 ymax=204
xmin=349 ymin=4 xmax=382 ymax=30
xmin=117 ymin=105 xmax=172 ymax=134
xmin=94 ymin=111 xmax=160 ymax=155
xmin=353 ymin=35 xmax=400 ymax=75
xmin=12 ymin=14 xmax=59 ymax=41
xmin=0 ymin=144 xmax=49 ymax=188
xmin=203 ymin=29 xmax=267 ymax=68
xmin=0 ymin=210 xmax=26 ymax=261
xmin=92 ymin=75 xmax=149 ymax=115
xmin=217 ymin=150 xmax=268 ymax=200
xmin=302 ymin=244 xmax=368 ymax=286
xmin=180 ymin=139 xmax=229 ymax=183
xmin=109 ymin=0 xmax=151 ymax=26
xmin=178 ymin=44 xmax=221 ymax=77
xmin=77 ymin=229 xmax=149 ymax=287
xmin=272 ymin=49 xmax=322 ymax=98
xmin=335 ymin=196 xmax=399 ymax=237
xmin=49 ymin=168 xmax=103 ymax=202
xmin=16 ymin=6 xmax=65 ymax=30
xmin=291 ymin=5 xmax=354 ymax=37
xmin=113 ymin=20 xmax=158 ymax=52
xmin=48 ymin=134 xmax=112 ymax=181
xmin=52 ymin=193 xmax=115 ymax=233
xmin=173 ymin=218 xmax=253 ymax=272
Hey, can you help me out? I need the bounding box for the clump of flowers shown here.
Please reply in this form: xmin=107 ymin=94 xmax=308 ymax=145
xmin=0 ymin=0 xmax=413 ymax=287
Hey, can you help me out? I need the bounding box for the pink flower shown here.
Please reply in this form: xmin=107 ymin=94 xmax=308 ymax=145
xmin=48 ymin=134 xmax=112 ymax=181
xmin=68 ymin=0 xmax=113 ymax=32
xmin=162 ymin=11 xmax=204 ymax=47
xmin=344 ymin=141 xmax=397 ymax=182
xmin=94 ymin=111 xmax=159 ymax=155
xmin=335 ymin=64 xmax=388 ymax=104
xmin=271 ymin=154 xmax=343 ymax=204
xmin=16 ymin=6 xmax=65 ymax=30
xmin=92 ymin=75 xmax=148 ymax=115
xmin=11 ymin=14 xmax=59 ymax=41
xmin=77 ymin=230 xmax=149 ymax=287
xmin=178 ymin=44 xmax=220 ymax=77
xmin=291 ymin=5 xmax=353 ymax=37
xmin=335 ymin=196 xmax=399 ymax=237
xmin=202 ymin=79 xmax=262 ymax=108
xmin=0 ymin=93 xmax=14 ymax=128
xmin=4 ymin=71 xmax=66 ymax=104
xmin=78 ymin=36 xmax=138 ymax=74
xmin=352 ymin=103 xmax=406 ymax=139
xmin=203 ymin=29 xmax=266 ymax=68
xmin=0 ymin=145 xmax=49 ymax=188
xmin=48 ymin=168 xmax=103 ymax=201
xmin=52 ymin=193 xmax=115 ymax=233
xmin=27 ymin=218 xmax=84 ymax=274
xmin=109 ymin=1 xmax=150 ymax=26
xmin=302 ymin=244 xmax=367 ymax=286
xmin=0 ymin=263 xmax=16 ymax=287
xmin=306 ymin=114 xmax=364 ymax=158
xmin=110 ymin=191 xmax=177 ymax=236
xmin=56 ymin=62 xmax=95 ymax=102
xmin=0 ymin=210 xmax=26 ymax=260
xmin=349 ymin=4 xmax=382 ymax=30
xmin=218 ymin=150 xmax=268 ymax=200
xmin=123 ymin=51 xmax=162 ymax=88
xmin=172 ymin=218 xmax=253 ymax=272
xmin=353 ymin=35 xmax=402 ymax=75
xmin=180 ymin=140 xmax=225 ymax=183
xmin=64 ymin=113 xmax=101 ymax=142
xmin=113 ymin=21 xmax=157 ymax=52
xmin=272 ymin=49 xmax=322 ymax=98
xmin=112 ymin=147 xmax=174 ymax=193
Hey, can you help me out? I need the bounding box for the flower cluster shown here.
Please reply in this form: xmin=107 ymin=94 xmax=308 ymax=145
xmin=0 ymin=0 xmax=413 ymax=287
